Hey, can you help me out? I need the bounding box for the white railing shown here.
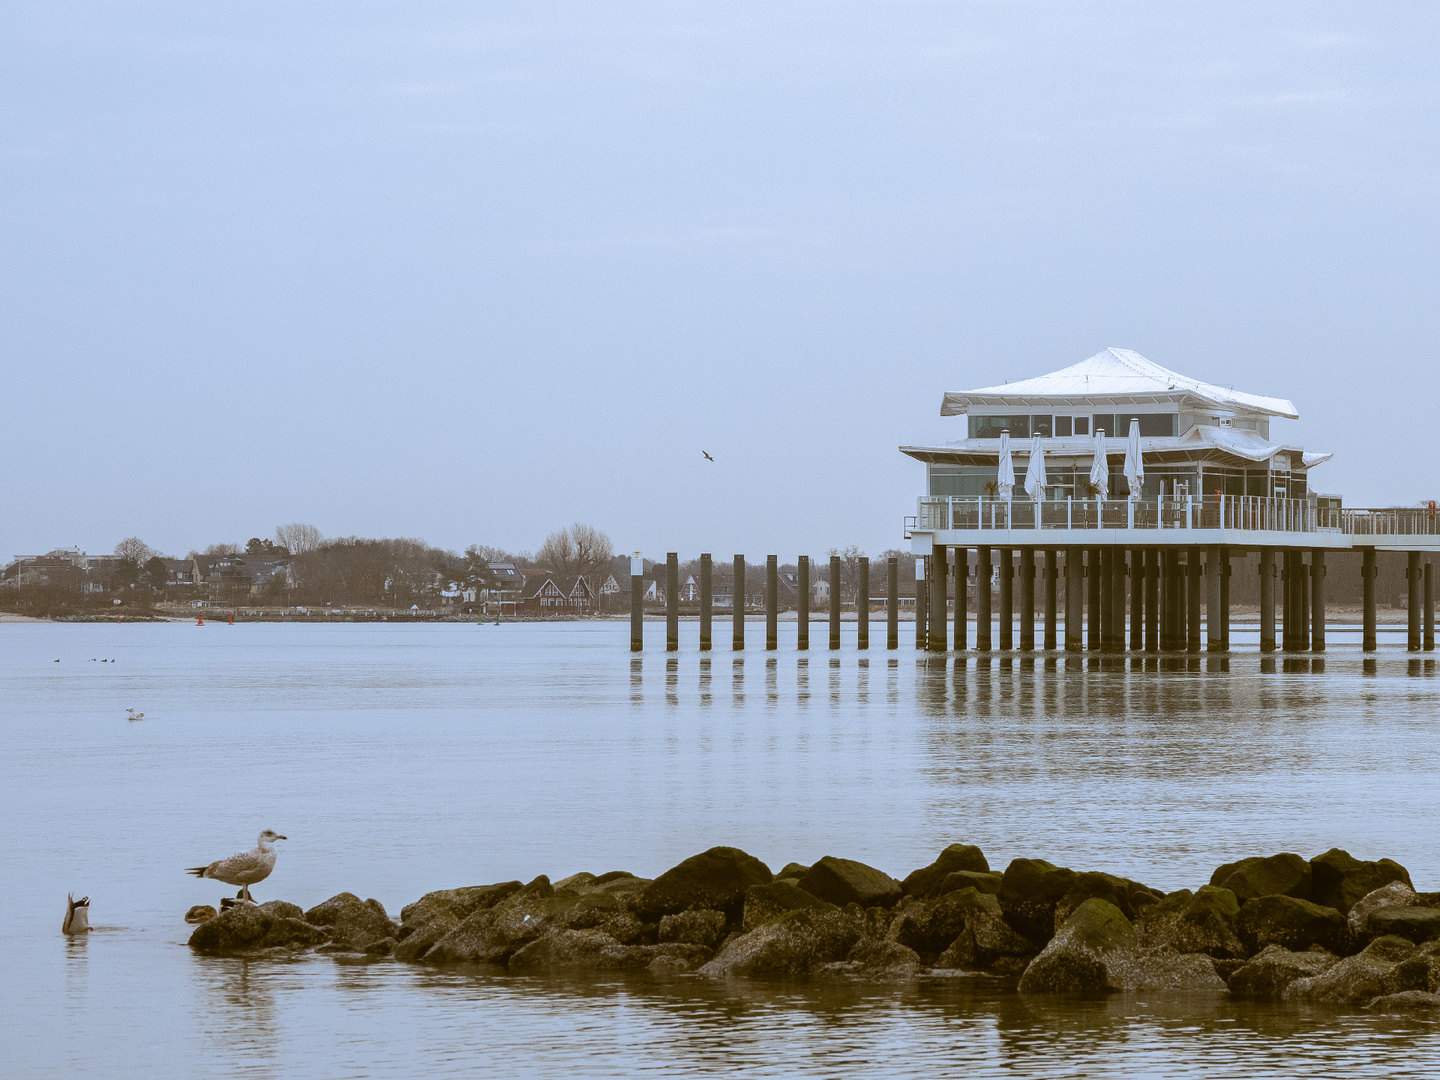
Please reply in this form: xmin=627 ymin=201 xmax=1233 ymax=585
xmin=915 ymin=495 xmax=1320 ymax=532
xmin=1340 ymin=507 xmax=1440 ymax=536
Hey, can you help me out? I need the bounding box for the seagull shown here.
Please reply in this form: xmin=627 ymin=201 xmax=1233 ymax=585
xmin=186 ymin=830 xmax=287 ymax=902
xmin=63 ymin=893 xmax=91 ymax=934
xmin=126 ymin=709 xmax=144 ymax=722
xmin=702 ymin=451 xmax=714 ymax=462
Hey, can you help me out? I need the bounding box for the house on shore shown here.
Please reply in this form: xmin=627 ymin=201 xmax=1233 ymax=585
xmin=521 ymin=575 xmax=596 ymax=613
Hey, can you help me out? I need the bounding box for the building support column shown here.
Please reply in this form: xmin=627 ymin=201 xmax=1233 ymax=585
xmin=1129 ymin=549 xmax=1144 ymax=651
xmin=1220 ymin=548 xmax=1231 ymax=650
xmin=1114 ymin=548 xmax=1129 ymax=651
xmin=797 ymin=556 xmax=810 ymax=650
xmin=1087 ymin=547 xmax=1102 ymax=651
xmin=1281 ymin=551 xmax=1294 ymax=651
xmin=1098 ymin=548 xmax=1112 ymax=650
xmin=953 ymin=549 xmax=968 ymax=650
xmin=1362 ymin=548 xmax=1376 ymax=652
xmin=1044 ymin=549 xmax=1058 ymax=650
xmin=1064 ymin=548 xmax=1082 ymax=652
xmin=977 ymin=547 xmax=993 ymax=651
xmin=699 ymin=554 xmax=712 ymax=650
xmin=732 ymin=555 xmax=745 ymax=650
xmin=857 ymin=557 xmax=869 ymax=650
xmin=1258 ymin=549 xmax=1275 ymax=653
xmin=1310 ymin=549 xmax=1325 ymax=653
xmin=1206 ymin=545 xmax=1222 ymax=652
xmin=766 ymin=555 xmax=778 ymax=650
xmin=831 ymin=553 xmax=844 ymax=651
xmin=914 ymin=556 xmax=925 ymax=651
xmin=1408 ymin=551 xmax=1422 ymax=651
xmin=1144 ymin=548 xmax=1159 ymax=653
xmin=1020 ymin=548 xmax=1036 ymax=650
xmin=886 ymin=556 xmax=898 ymax=650
xmin=1297 ymin=553 xmax=1310 ymax=651
xmin=999 ymin=549 xmax=1014 ymax=650
xmin=666 ymin=552 xmax=679 ymax=652
xmin=1186 ymin=547 xmax=1202 ymax=652
xmin=630 ymin=554 xmax=643 ymax=652
xmin=1425 ymin=562 xmax=1435 ymax=652
xmin=1159 ymin=550 xmax=1176 ymax=651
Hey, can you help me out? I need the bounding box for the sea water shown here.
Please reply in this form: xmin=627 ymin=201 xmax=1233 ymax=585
xmin=2 ymin=620 xmax=1437 ymax=1077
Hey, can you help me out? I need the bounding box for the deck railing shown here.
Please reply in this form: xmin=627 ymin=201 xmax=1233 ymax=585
xmin=911 ymin=495 xmax=1413 ymax=534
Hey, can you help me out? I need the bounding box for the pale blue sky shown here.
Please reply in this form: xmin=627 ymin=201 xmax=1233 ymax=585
xmin=3 ymin=2 xmax=1437 ymax=560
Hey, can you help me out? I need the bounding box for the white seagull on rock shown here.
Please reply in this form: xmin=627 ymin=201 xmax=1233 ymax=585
xmin=186 ymin=829 xmax=287 ymax=902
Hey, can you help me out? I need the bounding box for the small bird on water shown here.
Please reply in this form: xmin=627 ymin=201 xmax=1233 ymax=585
xmin=126 ymin=709 xmax=145 ymax=721
xmin=63 ymin=894 xmax=91 ymax=935
xmin=186 ymin=830 xmax=287 ymax=902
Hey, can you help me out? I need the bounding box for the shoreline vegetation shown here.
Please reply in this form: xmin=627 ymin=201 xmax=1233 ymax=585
xmin=184 ymin=844 xmax=1440 ymax=1012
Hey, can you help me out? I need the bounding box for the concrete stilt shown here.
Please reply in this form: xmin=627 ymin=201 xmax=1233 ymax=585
xmin=1098 ymin=548 xmax=1112 ymax=650
xmin=732 ymin=555 xmax=745 ymax=650
xmin=1362 ymin=548 xmax=1376 ymax=652
xmin=1020 ymin=548 xmax=1035 ymax=650
xmin=1206 ymin=545 xmax=1222 ymax=652
xmin=1144 ymin=548 xmax=1159 ymax=653
xmin=666 ymin=553 xmax=679 ymax=651
xmin=887 ymin=556 xmax=898 ymax=650
xmin=858 ymin=557 xmax=869 ymax=650
xmin=977 ymin=547 xmax=993 ymax=651
xmin=1064 ymin=548 xmax=1082 ymax=652
xmin=1220 ymin=548 xmax=1231 ymax=650
xmin=831 ymin=553 xmax=844 ymax=651
xmin=1044 ymin=549 xmax=1058 ymax=650
xmin=1310 ymin=549 xmax=1325 ymax=652
xmin=798 ymin=556 xmax=810 ymax=651
xmin=1408 ymin=551 xmax=1422 ymax=651
xmin=766 ymin=555 xmax=778 ymax=650
xmin=1186 ymin=547 xmax=1202 ymax=652
xmin=699 ymin=554 xmax=712 ymax=650
xmin=999 ymin=549 xmax=1014 ymax=650
xmin=1129 ymin=549 xmax=1143 ymax=651
xmin=1297 ymin=553 xmax=1310 ymax=651
xmin=1281 ymin=550 xmax=1294 ymax=651
xmin=914 ymin=556 xmax=926 ymax=651
xmin=630 ymin=554 xmax=643 ymax=652
xmin=1087 ymin=547 xmax=1102 ymax=651
xmin=1425 ymin=562 xmax=1434 ymax=652
xmin=1112 ymin=548 xmax=1128 ymax=652
xmin=953 ymin=549 xmax=968 ymax=650
xmin=1259 ymin=549 xmax=1275 ymax=653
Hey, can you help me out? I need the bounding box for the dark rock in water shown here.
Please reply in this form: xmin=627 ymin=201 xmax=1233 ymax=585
xmin=1212 ymin=958 xmax=1248 ymax=980
xmin=743 ymin=880 xmax=838 ymax=932
xmin=184 ymin=905 xmax=217 ymax=925
xmin=188 ymin=903 xmax=329 ymax=955
xmin=998 ymin=859 xmax=1078 ymax=947
xmin=930 ymin=889 xmax=1035 ymax=970
xmin=889 ymin=887 xmax=1016 ymax=959
xmin=775 ymin=863 xmax=810 ymax=880
xmin=1348 ymin=882 xmax=1421 ymax=936
xmin=1227 ymin=945 xmax=1339 ymax=998
xmin=1139 ymin=886 xmax=1245 ymax=959
xmin=823 ymin=938 xmax=923 ymax=980
xmin=594 ymin=870 xmax=636 ymax=885
xmin=901 ymin=844 xmax=990 ymax=898
xmin=597 ymin=913 xmax=652 ymax=946
xmin=797 ymin=856 xmax=903 ymax=909
xmin=1366 ymin=990 xmax=1440 ymax=1013
xmin=1284 ymin=935 xmax=1422 ymax=1005
xmin=1367 ymin=907 xmax=1440 ymax=945
xmin=1235 ymin=895 xmax=1345 ymax=955
xmin=1215 ymin=853 xmax=1313 ymax=903
xmin=633 ymin=847 xmax=773 ymax=923
xmin=940 ymin=871 xmax=1002 ymax=896
xmin=1387 ymin=942 xmax=1440 ymax=993
xmin=1309 ymin=849 xmax=1412 ymax=914
xmin=395 ymin=881 xmax=524 ymax=962
xmin=1017 ymin=898 xmax=1135 ymax=994
xmin=257 ymin=900 xmax=304 ymax=922
xmin=364 ymin=936 xmax=397 ymax=957
xmin=1053 ymin=872 xmax=1163 ymax=929
xmin=658 ymin=909 xmax=727 ymax=949
xmin=304 ymin=893 xmax=399 ymax=951
xmin=508 ymin=928 xmax=626 ymax=971
xmin=699 ymin=907 xmax=864 ymax=977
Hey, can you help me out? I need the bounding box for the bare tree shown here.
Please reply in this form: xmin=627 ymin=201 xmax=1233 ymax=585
xmin=202 ymin=543 xmax=241 ymax=557
xmin=114 ymin=537 xmax=155 ymax=563
xmin=275 ymin=523 xmax=323 ymax=555
xmin=537 ymin=523 xmax=614 ymax=581
xmin=828 ymin=545 xmax=865 ymax=603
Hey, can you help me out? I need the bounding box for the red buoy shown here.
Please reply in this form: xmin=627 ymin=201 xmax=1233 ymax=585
xmin=197 ymin=613 xmax=204 ymax=626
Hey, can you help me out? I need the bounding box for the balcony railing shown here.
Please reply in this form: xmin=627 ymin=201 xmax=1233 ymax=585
xmin=914 ymin=496 xmax=1440 ymax=536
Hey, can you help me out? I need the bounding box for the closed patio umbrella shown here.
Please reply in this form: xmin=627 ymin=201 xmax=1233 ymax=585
xmin=1024 ymin=433 xmax=1047 ymax=503
xmin=1123 ymin=417 xmax=1145 ymax=499
xmin=997 ymin=429 xmax=1015 ymax=501
xmin=1088 ymin=426 xmax=1109 ymax=499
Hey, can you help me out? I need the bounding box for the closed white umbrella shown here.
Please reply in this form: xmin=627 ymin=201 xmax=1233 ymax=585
xmin=1123 ymin=417 xmax=1145 ymax=499
xmin=1088 ymin=425 xmax=1109 ymax=499
xmin=1024 ymin=434 xmax=1047 ymax=503
xmin=997 ymin=429 xmax=1015 ymax=501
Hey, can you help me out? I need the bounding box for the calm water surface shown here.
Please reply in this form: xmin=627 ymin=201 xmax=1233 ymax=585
xmin=3 ymin=620 xmax=1438 ymax=1077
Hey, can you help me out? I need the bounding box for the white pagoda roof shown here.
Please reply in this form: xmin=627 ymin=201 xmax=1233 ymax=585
xmin=940 ymin=348 xmax=1299 ymax=420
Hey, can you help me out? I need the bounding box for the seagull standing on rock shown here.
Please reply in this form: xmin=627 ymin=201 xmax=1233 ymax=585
xmin=186 ymin=830 xmax=287 ymax=902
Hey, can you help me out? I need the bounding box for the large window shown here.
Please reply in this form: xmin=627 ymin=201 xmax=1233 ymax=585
xmin=968 ymin=411 xmax=1177 ymax=439
xmin=1093 ymin=413 xmax=1177 ymax=438
xmin=929 ymin=466 xmax=999 ymax=498
xmin=968 ymin=415 xmax=1030 ymax=439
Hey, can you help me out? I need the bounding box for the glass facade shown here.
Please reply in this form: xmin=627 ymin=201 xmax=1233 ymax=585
xmin=967 ymin=412 xmax=1178 ymax=439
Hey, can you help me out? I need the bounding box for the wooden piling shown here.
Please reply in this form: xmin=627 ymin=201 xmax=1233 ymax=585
xmin=1297 ymin=553 xmax=1310 ymax=651
xmin=1112 ymin=548 xmax=1128 ymax=652
xmin=699 ymin=554 xmax=712 ymax=651
xmin=1129 ymin=549 xmax=1143 ymax=651
xmin=1098 ymin=548 xmax=1112 ymax=650
xmin=953 ymin=549 xmax=968 ymax=650
xmin=732 ymin=554 xmax=745 ymax=651
xmin=666 ymin=552 xmax=679 ymax=651
xmin=1144 ymin=547 xmax=1159 ymax=653
xmin=1259 ymin=549 xmax=1275 ymax=653
xmin=1220 ymin=548 xmax=1231 ymax=650
xmin=915 ymin=556 xmax=927 ymax=650
xmin=1310 ymin=549 xmax=1325 ymax=652
xmin=998 ymin=548 xmax=1013 ymax=650
xmin=1408 ymin=551 xmax=1422 ymax=651
xmin=1064 ymin=548 xmax=1082 ymax=652
xmin=1020 ymin=548 xmax=1035 ymax=650
xmin=976 ymin=547 xmax=993 ymax=651
xmin=1186 ymin=547 xmax=1202 ymax=652
xmin=886 ymin=556 xmax=898 ymax=650
xmin=798 ymin=556 xmax=810 ymax=651
xmin=1362 ymin=547 xmax=1376 ymax=652
xmin=1043 ymin=549 xmax=1057 ymax=650
xmin=630 ymin=554 xmax=643 ymax=652
xmin=766 ymin=555 xmax=778 ymax=650
xmin=1087 ymin=547 xmax=1101 ymax=651
xmin=1425 ymin=561 xmax=1434 ymax=652
xmin=929 ymin=544 xmax=947 ymax=652
xmin=831 ymin=554 xmax=844 ymax=651
xmin=1206 ymin=545 xmax=1222 ymax=652
xmin=858 ymin=557 xmax=870 ymax=650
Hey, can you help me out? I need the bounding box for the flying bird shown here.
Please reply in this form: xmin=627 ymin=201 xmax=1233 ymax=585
xmin=63 ymin=894 xmax=91 ymax=935
xmin=702 ymin=451 xmax=714 ymax=462
xmin=186 ymin=830 xmax=287 ymax=902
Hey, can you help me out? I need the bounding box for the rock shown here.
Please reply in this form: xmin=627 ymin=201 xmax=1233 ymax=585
xmin=395 ymin=914 xmax=461 ymax=962
xmin=594 ymin=870 xmax=636 ymax=884
xmin=1103 ymin=947 xmax=1226 ymax=992
xmin=940 ymin=871 xmax=1003 ymax=896
xmin=1367 ymin=907 xmax=1440 ymax=945
xmin=1310 ymin=849 xmax=1412 ymax=914
xmin=1284 ymin=935 xmax=1422 ymax=1005
xmin=633 ymin=847 xmax=772 ymax=923
xmin=931 ymin=888 xmax=1038 ymax=970
xmin=553 ymin=873 xmax=597 ymax=890
xmin=1017 ymin=898 xmax=1135 ymax=994
xmin=743 ymin=880 xmax=838 ymax=932
xmin=184 ymin=905 xmax=217 ymax=925
xmin=188 ymin=904 xmax=329 ymax=955
xmin=364 ymin=937 xmax=396 ymax=957
xmin=797 ymin=856 xmax=903 ymax=909
xmin=698 ymin=908 xmax=864 ymax=977
xmin=1348 ymin=882 xmax=1421 ymax=935
xmin=303 ymin=893 xmax=399 ymax=951
xmin=257 ymin=900 xmax=305 ymax=922
xmin=1387 ymin=942 xmax=1440 ymax=993
xmin=399 ymin=881 xmax=523 ymax=933
xmin=1235 ymin=895 xmax=1346 ymax=955
xmin=598 ymin=913 xmax=652 ymax=945
xmin=901 ymin=844 xmax=990 ymax=898
xmin=824 ymin=938 xmax=923 ymax=980
xmin=1366 ymin=990 xmax=1440 ymax=1013
xmin=1215 ymin=853 xmax=1313 ymax=903
xmin=775 ymin=863 xmax=810 ymax=880
xmin=1227 ymin=945 xmax=1340 ymax=998
xmin=508 ymin=928 xmax=626 ymax=972
xmin=1053 ymin=872 xmax=1163 ymax=929
xmin=658 ymin=909 xmax=727 ymax=949
xmin=891 ymin=887 xmax=1002 ymax=958
xmin=998 ymin=859 xmax=1077 ymax=947
xmin=1139 ymin=886 xmax=1245 ymax=959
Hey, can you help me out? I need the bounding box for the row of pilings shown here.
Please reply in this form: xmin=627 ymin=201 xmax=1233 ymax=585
xmin=631 ymin=548 xmax=1437 ymax=653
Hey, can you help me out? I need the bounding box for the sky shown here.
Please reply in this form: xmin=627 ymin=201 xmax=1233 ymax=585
xmin=3 ymin=1 xmax=1438 ymax=562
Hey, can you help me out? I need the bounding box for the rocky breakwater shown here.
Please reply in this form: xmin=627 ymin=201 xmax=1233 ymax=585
xmin=184 ymin=843 xmax=1440 ymax=1011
